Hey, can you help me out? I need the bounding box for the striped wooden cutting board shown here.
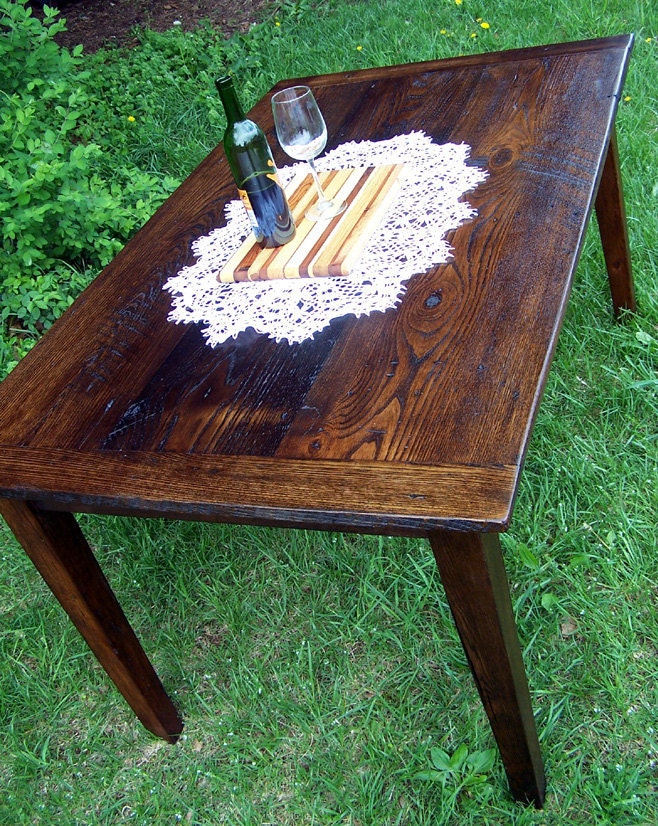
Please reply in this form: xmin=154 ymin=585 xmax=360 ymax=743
xmin=218 ymin=164 xmax=405 ymax=282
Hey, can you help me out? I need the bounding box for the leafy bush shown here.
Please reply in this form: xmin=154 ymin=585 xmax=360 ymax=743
xmin=0 ymin=0 xmax=178 ymax=375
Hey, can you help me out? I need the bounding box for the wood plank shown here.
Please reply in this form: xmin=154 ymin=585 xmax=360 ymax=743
xmin=252 ymin=169 xmax=355 ymax=280
xmin=217 ymin=168 xmax=314 ymax=281
xmin=279 ymin=168 xmax=370 ymax=279
xmin=218 ymin=165 xmax=404 ymax=282
xmin=0 ymin=446 xmax=517 ymax=531
xmin=314 ymin=164 xmax=406 ymax=276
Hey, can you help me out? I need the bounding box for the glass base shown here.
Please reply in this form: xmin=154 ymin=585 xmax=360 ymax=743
xmin=306 ymin=198 xmax=347 ymax=221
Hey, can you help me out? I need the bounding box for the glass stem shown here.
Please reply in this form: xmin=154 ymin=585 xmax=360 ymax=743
xmin=307 ymin=159 xmax=329 ymax=204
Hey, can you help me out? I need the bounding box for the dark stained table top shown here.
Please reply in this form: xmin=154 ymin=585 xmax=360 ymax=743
xmin=0 ymin=36 xmax=633 ymax=536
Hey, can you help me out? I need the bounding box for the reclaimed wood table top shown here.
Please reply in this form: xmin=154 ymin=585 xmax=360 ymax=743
xmin=0 ymin=36 xmax=633 ymax=535
xmin=0 ymin=36 xmax=635 ymax=806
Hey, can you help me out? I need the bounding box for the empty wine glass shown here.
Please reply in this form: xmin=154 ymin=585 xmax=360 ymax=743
xmin=271 ymin=85 xmax=346 ymax=221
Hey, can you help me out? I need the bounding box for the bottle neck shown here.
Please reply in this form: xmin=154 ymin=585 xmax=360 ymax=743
xmin=215 ymin=76 xmax=245 ymax=125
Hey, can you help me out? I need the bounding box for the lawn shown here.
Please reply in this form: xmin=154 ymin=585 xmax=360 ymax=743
xmin=1 ymin=0 xmax=657 ymax=823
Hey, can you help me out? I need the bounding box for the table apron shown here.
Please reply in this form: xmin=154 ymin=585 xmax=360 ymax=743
xmin=0 ymin=447 xmax=518 ymax=534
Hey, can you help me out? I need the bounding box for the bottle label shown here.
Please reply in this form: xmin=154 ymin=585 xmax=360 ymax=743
xmin=239 ymin=170 xmax=295 ymax=248
xmin=237 ymin=187 xmax=261 ymax=239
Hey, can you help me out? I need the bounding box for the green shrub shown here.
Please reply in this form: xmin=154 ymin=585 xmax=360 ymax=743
xmin=0 ymin=0 xmax=177 ymax=375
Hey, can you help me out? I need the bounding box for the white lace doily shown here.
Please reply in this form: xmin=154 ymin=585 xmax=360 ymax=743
xmin=165 ymin=132 xmax=487 ymax=345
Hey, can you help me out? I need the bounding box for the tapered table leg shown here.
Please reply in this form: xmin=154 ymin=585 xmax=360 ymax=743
xmin=1 ymin=500 xmax=183 ymax=742
xmin=594 ymin=128 xmax=635 ymax=317
xmin=429 ymin=530 xmax=545 ymax=807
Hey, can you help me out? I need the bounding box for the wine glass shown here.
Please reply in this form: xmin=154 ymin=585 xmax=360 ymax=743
xmin=271 ymin=85 xmax=346 ymax=221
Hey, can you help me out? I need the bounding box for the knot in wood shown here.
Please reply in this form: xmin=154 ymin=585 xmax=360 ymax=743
xmin=490 ymin=147 xmax=514 ymax=167
xmin=424 ymin=291 xmax=443 ymax=309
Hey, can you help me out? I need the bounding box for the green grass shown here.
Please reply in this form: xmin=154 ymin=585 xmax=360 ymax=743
xmin=2 ymin=0 xmax=658 ymax=822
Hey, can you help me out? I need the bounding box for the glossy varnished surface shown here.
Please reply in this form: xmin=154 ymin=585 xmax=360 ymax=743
xmin=0 ymin=36 xmax=633 ymax=533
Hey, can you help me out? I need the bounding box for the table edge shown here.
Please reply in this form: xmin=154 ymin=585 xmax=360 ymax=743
xmin=0 ymin=446 xmax=518 ymax=534
xmin=268 ymin=34 xmax=634 ymax=93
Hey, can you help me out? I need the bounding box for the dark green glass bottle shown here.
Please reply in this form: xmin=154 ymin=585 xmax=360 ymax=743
xmin=215 ymin=76 xmax=295 ymax=248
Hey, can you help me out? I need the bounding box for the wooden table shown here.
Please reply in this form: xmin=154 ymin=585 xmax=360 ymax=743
xmin=0 ymin=36 xmax=635 ymax=806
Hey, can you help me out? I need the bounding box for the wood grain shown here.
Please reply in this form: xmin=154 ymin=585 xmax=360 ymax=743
xmin=0 ymin=37 xmax=634 ymax=488
xmin=218 ymin=165 xmax=405 ymax=281
xmin=0 ymin=37 xmax=634 ymax=801
xmin=0 ymin=446 xmax=517 ymax=532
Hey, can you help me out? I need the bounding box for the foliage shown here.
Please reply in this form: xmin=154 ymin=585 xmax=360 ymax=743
xmin=414 ymin=744 xmax=498 ymax=807
xmin=0 ymin=0 xmax=177 ymax=371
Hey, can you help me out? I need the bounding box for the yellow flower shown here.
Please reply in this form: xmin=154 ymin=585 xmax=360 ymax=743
xmin=624 ymin=95 xmax=632 ymax=102
xmin=275 ymin=20 xmax=281 ymax=26
xmin=480 ymin=21 xmax=490 ymax=29
xmin=470 ymin=32 xmax=477 ymax=38
xmin=455 ymin=0 xmax=462 ymax=5
xmin=127 ymin=115 xmax=136 ymax=122
xmin=440 ymin=29 xmax=447 ymax=34
xmin=356 ymin=44 xmax=363 ymax=51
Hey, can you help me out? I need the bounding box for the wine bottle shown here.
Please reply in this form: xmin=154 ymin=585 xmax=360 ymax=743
xmin=215 ymin=75 xmax=295 ymax=249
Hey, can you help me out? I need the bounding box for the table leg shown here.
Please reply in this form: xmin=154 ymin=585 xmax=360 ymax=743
xmin=428 ymin=530 xmax=545 ymax=807
xmin=0 ymin=499 xmax=183 ymax=742
xmin=594 ymin=128 xmax=635 ymax=317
